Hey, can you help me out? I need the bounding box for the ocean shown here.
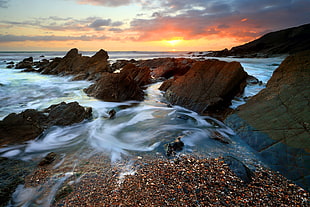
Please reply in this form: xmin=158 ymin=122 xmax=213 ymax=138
xmin=0 ymin=51 xmax=286 ymax=205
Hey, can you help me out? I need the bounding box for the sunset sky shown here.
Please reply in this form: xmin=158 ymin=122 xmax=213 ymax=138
xmin=0 ymin=0 xmax=309 ymax=51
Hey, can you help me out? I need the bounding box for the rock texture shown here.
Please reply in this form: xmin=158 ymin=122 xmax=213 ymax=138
xmin=0 ymin=102 xmax=92 ymax=146
xmin=207 ymin=23 xmax=310 ymax=57
xmin=225 ymin=51 xmax=310 ymax=191
xmin=160 ymin=59 xmax=248 ymax=117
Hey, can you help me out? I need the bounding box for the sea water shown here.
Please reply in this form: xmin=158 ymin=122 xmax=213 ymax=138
xmin=0 ymin=51 xmax=285 ymax=161
xmin=0 ymin=51 xmax=285 ymax=206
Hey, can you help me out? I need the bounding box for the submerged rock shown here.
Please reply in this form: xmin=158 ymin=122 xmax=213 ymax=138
xmin=165 ymin=136 xmax=184 ymax=157
xmin=160 ymin=59 xmax=248 ymax=117
xmin=225 ymin=50 xmax=310 ymax=191
xmin=38 ymin=152 xmax=57 ymax=166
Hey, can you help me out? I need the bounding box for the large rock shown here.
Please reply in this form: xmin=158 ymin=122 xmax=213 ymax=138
xmin=120 ymin=63 xmax=151 ymax=87
xmin=225 ymin=51 xmax=310 ymax=191
xmin=159 ymin=59 xmax=248 ymax=117
xmin=0 ymin=102 xmax=92 ymax=146
xmin=84 ymin=72 xmax=144 ymax=102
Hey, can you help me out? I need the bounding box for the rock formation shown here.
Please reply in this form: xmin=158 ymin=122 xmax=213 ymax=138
xmin=0 ymin=102 xmax=92 ymax=146
xmin=160 ymin=59 xmax=248 ymax=118
xmin=40 ymin=48 xmax=111 ymax=80
xmin=225 ymin=50 xmax=310 ymax=191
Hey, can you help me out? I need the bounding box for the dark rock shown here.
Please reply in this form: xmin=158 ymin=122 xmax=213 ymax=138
xmin=6 ymin=64 xmax=14 ymax=69
xmin=44 ymin=102 xmax=92 ymax=126
xmin=0 ymin=109 xmax=47 ymax=145
xmin=137 ymin=58 xmax=195 ymax=80
xmin=108 ymin=109 xmax=116 ymax=119
xmin=246 ymin=75 xmax=262 ymax=85
xmin=120 ymin=63 xmax=151 ymax=87
xmin=165 ymin=136 xmax=184 ymax=157
xmin=38 ymin=152 xmax=57 ymax=166
xmin=84 ymin=72 xmax=144 ymax=102
xmin=160 ymin=59 xmax=248 ymax=117
xmin=22 ymin=57 xmax=33 ymax=63
xmin=210 ymin=131 xmax=231 ymax=144
xmin=6 ymin=61 xmax=14 ymax=65
xmin=223 ymin=156 xmax=254 ymax=184
xmin=0 ymin=157 xmax=35 ymax=207
xmin=15 ymin=57 xmax=34 ymax=69
xmin=40 ymin=48 xmax=110 ymax=80
xmin=0 ymin=102 xmax=92 ymax=146
xmin=225 ymin=51 xmax=310 ymax=191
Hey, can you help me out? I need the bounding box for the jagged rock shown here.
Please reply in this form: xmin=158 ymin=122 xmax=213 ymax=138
xmin=223 ymin=156 xmax=254 ymax=184
xmin=120 ymin=63 xmax=151 ymax=87
xmin=160 ymin=59 xmax=248 ymax=117
xmin=84 ymin=72 xmax=144 ymax=102
xmin=15 ymin=57 xmax=34 ymax=69
xmin=40 ymin=48 xmax=110 ymax=80
xmin=225 ymin=51 xmax=310 ymax=191
xmin=165 ymin=136 xmax=184 ymax=157
xmin=44 ymin=102 xmax=92 ymax=126
xmin=0 ymin=102 xmax=92 ymax=146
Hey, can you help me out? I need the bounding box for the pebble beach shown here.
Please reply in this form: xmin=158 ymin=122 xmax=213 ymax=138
xmin=20 ymin=152 xmax=309 ymax=206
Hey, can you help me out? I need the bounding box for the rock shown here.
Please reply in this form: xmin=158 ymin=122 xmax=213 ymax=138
xmin=210 ymin=131 xmax=231 ymax=144
xmin=0 ymin=102 xmax=92 ymax=146
xmin=225 ymin=51 xmax=310 ymax=191
xmin=223 ymin=156 xmax=254 ymax=184
xmin=44 ymin=102 xmax=92 ymax=126
xmin=137 ymin=58 xmax=195 ymax=80
xmin=160 ymin=59 xmax=248 ymax=117
xmin=246 ymin=75 xmax=262 ymax=85
xmin=0 ymin=109 xmax=47 ymax=145
xmin=84 ymin=72 xmax=144 ymax=102
xmin=0 ymin=157 xmax=35 ymax=207
xmin=165 ymin=136 xmax=184 ymax=157
xmin=40 ymin=48 xmax=110 ymax=80
xmin=38 ymin=152 xmax=57 ymax=166
xmin=15 ymin=57 xmax=34 ymax=69
xmin=120 ymin=63 xmax=151 ymax=87
xmin=108 ymin=109 xmax=116 ymax=119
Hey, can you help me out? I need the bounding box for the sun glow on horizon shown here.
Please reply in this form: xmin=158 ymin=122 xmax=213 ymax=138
xmin=164 ymin=38 xmax=184 ymax=46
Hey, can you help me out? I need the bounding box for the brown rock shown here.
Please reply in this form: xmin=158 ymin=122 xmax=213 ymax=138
xmin=160 ymin=59 xmax=248 ymax=115
xmin=84 ymin=72 xmax=144 ymax=102
xmin=120 ymin=63 xmax=151 ymax=87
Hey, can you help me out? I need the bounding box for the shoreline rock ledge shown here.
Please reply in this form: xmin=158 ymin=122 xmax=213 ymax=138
xmin=225 ymin=50 xmax=310 ymax=191
xmin=160 ymin=59 xmax=248 ymax=119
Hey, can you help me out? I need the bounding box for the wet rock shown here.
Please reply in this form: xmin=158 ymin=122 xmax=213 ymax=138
xmin=38 ymin=152 xmax=57 ymax=166
xmin=165 ymin=136 xmax=184 ymax=157
xmin=44 ymin=102 xmax=92 ymax=126
xmin=246 ymin=75 xmax=262 ymax=85
xmin=223 ymin=156 xmax=254 ymax=184
xmin=0 ymin=109 xmax=47 ymax=145
xmin=160 ymin=59 xmax=248 ymax=117
xmin=225 ymin=51 xmax=310 ymax=191
xmin=210 ymin=131 xmax=231 ymax=144
xmin=15 ymin=57 xmax=34 ymax=69
xmin=120 ymin=63 xmax=151 ymax=87
xmin=84 ymin=72 xmax=144 ymax=102
xmin=0 ymin=102 xmax=92 ymax=146
xmin=0 ymin=157 xmax=35 ymax=207
xmin=108 ymin=109 xmax=116 ymax=119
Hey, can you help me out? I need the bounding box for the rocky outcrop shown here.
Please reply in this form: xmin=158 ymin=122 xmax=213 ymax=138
xmin=159 ymin=59 xmax=248 ymax=118
xmin=15 ymin=57 xmax=34 ymax=69
xmin=41 ymin=48 xmax=111 ymax=80
xmin=207 ymin=23 xmax=310 ymax=57
xmin=225 ymin=51 xmax=310 ymax=191
xmin=0 ymin=102 xmax=92 ymax=146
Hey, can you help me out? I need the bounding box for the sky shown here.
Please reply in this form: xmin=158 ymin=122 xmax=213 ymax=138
xmin=0 ymin=0 xmax=309 ymax=51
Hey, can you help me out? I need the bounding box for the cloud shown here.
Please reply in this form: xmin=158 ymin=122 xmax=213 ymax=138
xmin=0 ymin=0 xmax=8 ymax=8
xmin=129 ymin=0 xmax=310 ymax=42
xmin=0 ymin=34 xmax=108 ymax=42
xmin=76 ymin=0 xmax=135 ymax=7
xmin=1 ymin=16 xmax=124 ymax=32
